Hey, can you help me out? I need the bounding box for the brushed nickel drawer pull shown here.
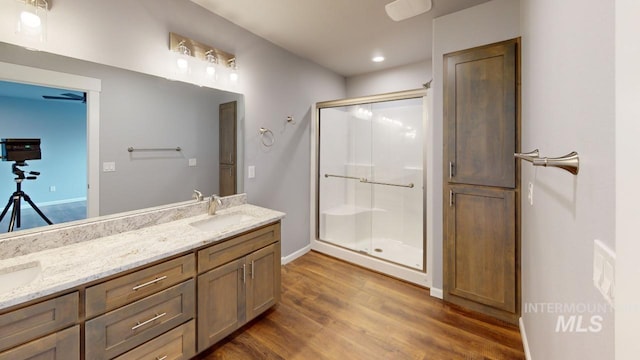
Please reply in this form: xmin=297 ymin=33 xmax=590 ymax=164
xmin=132 ymin=276 xmax=168 ymax=291
xmin=156 ymin=356 xmax=168 ymax=360
xmin=131 ymin=312 xmax=167 ymax=331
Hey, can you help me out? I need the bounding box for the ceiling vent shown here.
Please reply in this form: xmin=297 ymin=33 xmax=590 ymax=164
xmin=385 ymin=0 xmax=432 ymax=21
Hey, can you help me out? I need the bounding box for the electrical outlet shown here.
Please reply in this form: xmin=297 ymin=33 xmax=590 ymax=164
xmin=49 ymin=186 xmax=56 ymax=192
xmin=188 ymin=158 xmax=197 ymax=167
xmin=248 ymin=165 xmax=255 ymax=179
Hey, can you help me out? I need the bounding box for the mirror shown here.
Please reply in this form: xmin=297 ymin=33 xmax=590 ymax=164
xmin=0 ymin=41 xmax=244 ymax=235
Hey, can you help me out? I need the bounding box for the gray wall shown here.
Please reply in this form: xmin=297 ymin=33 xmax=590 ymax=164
xmin=520 ymin=0 xmax=615 ymax=357
xmin=345 ymin=60 xmax=432 ymax=98
xmin=0 ymin=42 xmax=240 ymax=214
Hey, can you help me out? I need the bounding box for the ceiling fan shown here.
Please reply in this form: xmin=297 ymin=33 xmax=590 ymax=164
xmin=42 ymin=92 xmax=86 ymax=103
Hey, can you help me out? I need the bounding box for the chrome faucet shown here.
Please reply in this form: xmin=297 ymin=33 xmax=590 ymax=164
xmin=193 ymin=189 xmax=204 ymax=202
xmin=208 ymin=194 xmax=222 ymax=215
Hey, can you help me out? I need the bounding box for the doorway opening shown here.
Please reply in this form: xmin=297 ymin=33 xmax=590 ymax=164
xmin=0 ymin=61 xmax=101 ymax=233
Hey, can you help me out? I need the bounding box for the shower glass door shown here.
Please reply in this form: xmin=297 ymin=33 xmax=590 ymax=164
xmin=318 ymin=96 xmax=424 ymax=270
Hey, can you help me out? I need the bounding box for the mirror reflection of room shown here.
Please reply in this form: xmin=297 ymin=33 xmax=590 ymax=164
xmin=0 ymin=42 xmax=244 ymax=235
xmin=0 ymin=82 xmax=87 ymax=233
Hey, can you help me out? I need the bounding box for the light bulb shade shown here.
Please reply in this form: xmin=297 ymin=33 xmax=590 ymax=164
xmin=228 ymin=59 xmax=239 ymax=83
xmin=177 ymin=57 xmax=189 ymax=70
xmin=229 ymin=71 xmax=239 ymax=82
xmin=16 ymin=0 xmax=48 ymax=43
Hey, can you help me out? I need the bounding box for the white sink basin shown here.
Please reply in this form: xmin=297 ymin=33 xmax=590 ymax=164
xmin=0 ymin=261 xmax=41 ymax=294
xmin=190 ymin=213 xmax=256 ymax=232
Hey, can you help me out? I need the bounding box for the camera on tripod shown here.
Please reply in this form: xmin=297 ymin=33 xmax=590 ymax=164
xmin=1 ymin=138 xmax=41 ymax=162
xmin=0 ymin=138 xmax=53 ymax=232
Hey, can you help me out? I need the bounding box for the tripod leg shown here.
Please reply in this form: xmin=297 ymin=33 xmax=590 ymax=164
xmin=16 ymin=195 xmax=21 ymax=228
xmin=22 ymin=194 xmax=53 ymax=225
xmin=8 ymin=196 xmax=19 ymax=232
xmin=0 ymin=194 xmax=15 ymax=223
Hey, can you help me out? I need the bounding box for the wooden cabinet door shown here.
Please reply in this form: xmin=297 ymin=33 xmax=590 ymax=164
xmin=219 ymin=101 xmax=237 ymax=165
xmin=445 ymin=185 xmax=516 ymax=317
xmin=197 ymin=258 xmax=245 ymax=352
xmin=220 ymin=164 xmax=236 ymax=197
xmin=444 ymin=39 xmax=517 ymax=188
xmin=246 ymin=243 xmax=281 ymax=321
xmin=219 ymin=101 xmax=237 ymax=196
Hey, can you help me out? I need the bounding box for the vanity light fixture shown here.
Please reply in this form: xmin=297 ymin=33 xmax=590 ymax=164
xmin=169 ymin=32 xmax=237 ymax=84
xmin=16 ymin=0 xmax=50 ymax=43
xmin=204 ymin=50 xmax=218 ymax=79
xmin=175 ymin=40 xmax=192 ymax=74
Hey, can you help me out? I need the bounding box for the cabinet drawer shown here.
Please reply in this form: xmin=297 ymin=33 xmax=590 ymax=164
xmin=0 ymin=325 xmax=79 ymax=360
xmin=85 ymin=279 xmax=195 ymax=360
xmin=0 ymin=292 xmax=78 ymax=352
xmin=198 ymin=223 xmax=280 ymax=273
xmin=114 ymin=320 xmax=196 ymax=360
xmin=86 ymin=254 xmax=195 ymax=318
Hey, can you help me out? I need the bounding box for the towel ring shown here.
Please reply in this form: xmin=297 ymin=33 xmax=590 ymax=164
xmin=259 ymin=127 xmax=275 ymax=147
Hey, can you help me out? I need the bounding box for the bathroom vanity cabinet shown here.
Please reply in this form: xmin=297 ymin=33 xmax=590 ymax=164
xmin=197 ymin=224 xmax=281 ymax=350
xmin=0 ymin=221 xmax=281 ymax=360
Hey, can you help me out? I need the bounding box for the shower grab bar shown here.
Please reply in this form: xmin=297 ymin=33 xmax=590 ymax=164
xmin=324 ymin=173 xmax=414 ymax=188
xmin=324 ymin=173 xmax=363 ymax=181
xmin=362 ymin=179 xmax=414 ymax=188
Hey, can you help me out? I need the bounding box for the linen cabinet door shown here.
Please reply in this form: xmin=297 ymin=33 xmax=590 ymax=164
xmin=445 ymin=185 xmax=516 ymax=318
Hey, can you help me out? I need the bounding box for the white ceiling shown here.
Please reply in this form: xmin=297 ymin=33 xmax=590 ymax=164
xmin=191 ymin=0 xmax=489 ymax=77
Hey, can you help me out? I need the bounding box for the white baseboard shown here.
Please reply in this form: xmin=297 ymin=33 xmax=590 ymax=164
xmin=282 ymin=244 xmax=312 ymax=265
xmin=22 ymin=197 xmax=87 ymax=209
xmin=519 ymin=317 xmax=532 ymax=360
xmin=430 ymin=287 xmax=443 ymax=299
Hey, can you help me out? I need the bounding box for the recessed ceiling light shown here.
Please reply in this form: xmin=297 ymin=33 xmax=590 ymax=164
xmin=372 ymin=56 xmax=385 ymax=63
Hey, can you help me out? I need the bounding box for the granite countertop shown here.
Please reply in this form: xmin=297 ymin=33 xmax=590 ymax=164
xmin=0 ymin=202 xmax=285 ymax=311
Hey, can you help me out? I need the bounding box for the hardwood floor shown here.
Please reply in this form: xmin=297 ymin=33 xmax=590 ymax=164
xmin=196 ymin=251 xmax=524 ymax=360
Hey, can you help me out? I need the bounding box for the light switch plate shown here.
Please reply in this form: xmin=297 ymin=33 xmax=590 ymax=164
xmin=188 ymin=158 xmax=197 ymax=167
xmin=248 ymin=165 xmax=255 ymax=179
xmin=103 ymin=162 xmax=116 ymax=172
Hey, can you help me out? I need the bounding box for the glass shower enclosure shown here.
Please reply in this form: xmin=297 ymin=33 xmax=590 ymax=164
xmin=315 ymin=90 xmax=425 ymax=270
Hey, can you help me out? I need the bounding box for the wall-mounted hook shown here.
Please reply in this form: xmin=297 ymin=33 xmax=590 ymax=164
xmin=286 ymin=115 xmax=296 ymax=125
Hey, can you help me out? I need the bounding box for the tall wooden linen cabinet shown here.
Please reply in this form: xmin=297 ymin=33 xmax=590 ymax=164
xmin=219 ymin=101 xmax=237 ymax=196
xmin=443 ymin=38 xmax=520 ymax=324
